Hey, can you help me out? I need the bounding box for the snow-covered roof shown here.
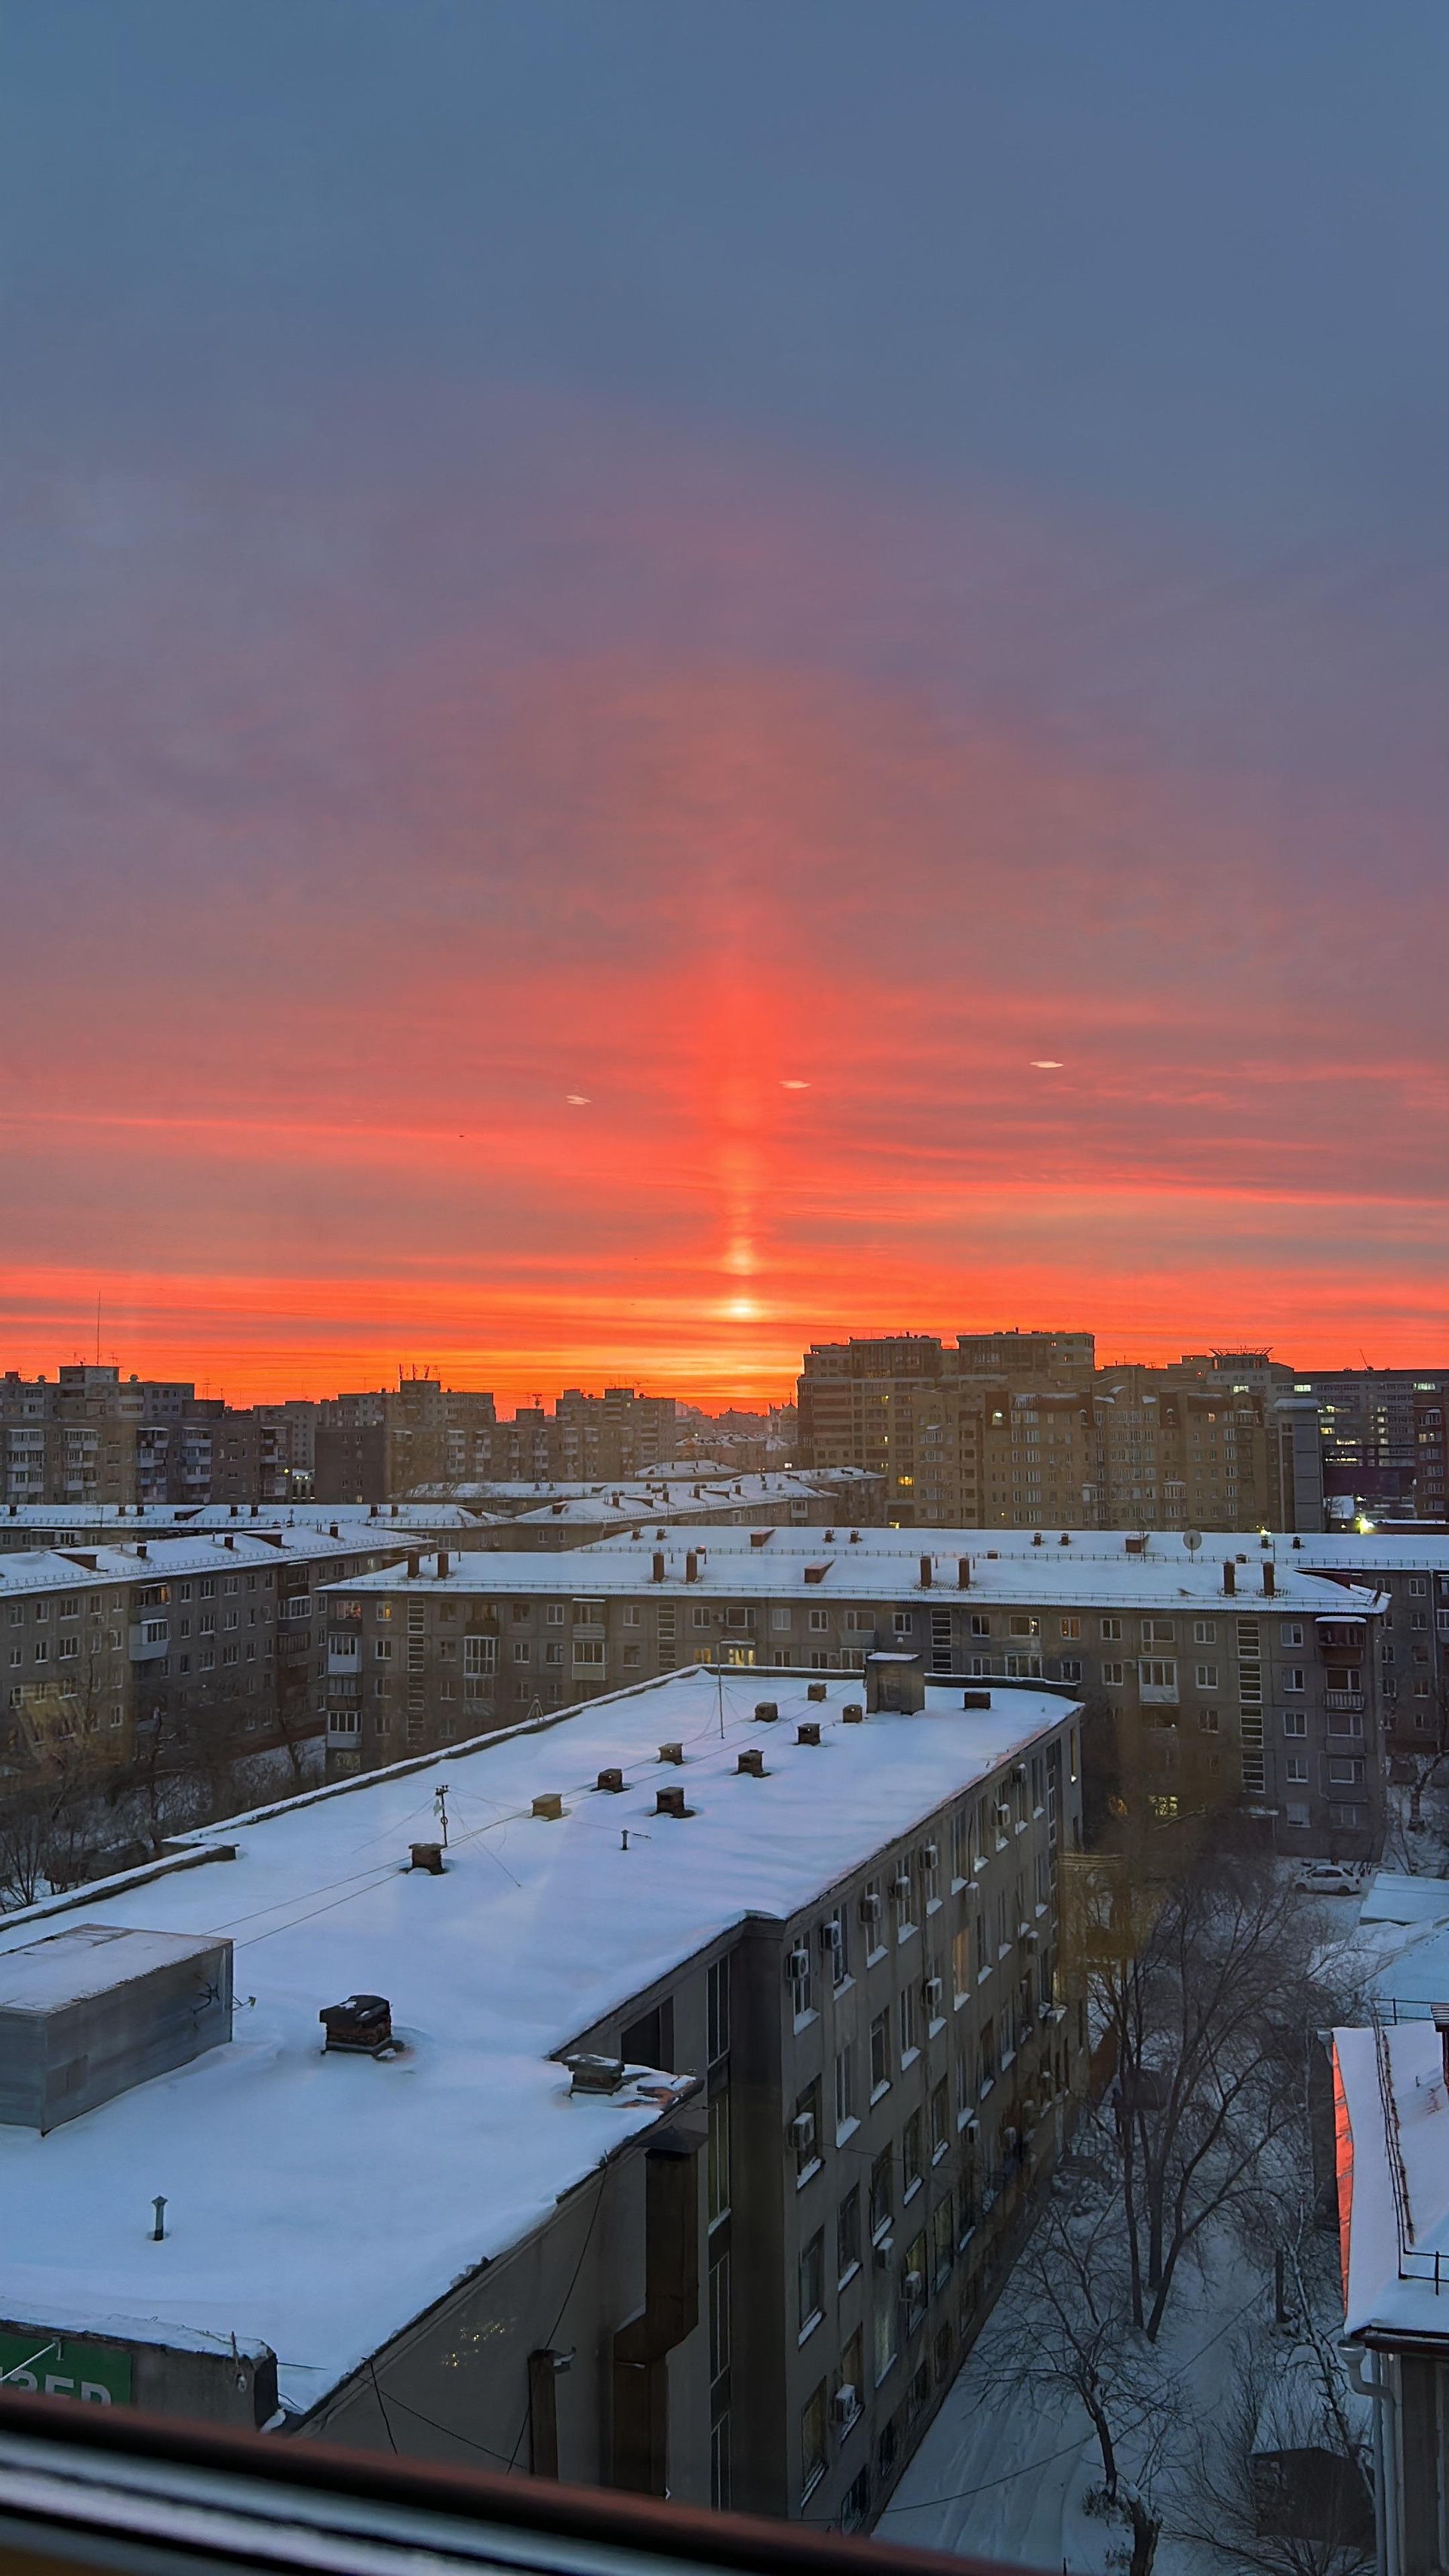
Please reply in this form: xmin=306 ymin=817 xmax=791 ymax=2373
xmin=0 ymin=1503 xmax=492 ymax=1540
xmin=586 ymin=1522 xmax=1447 ymax=1581
xmin=1359 ymin=1875 xmax=1449 ymax=1931
xmin=1336 ymin=2021 xmax=1449 ymax=2343
xmin=324 ymin=1537 xmax=1382 ymax=1617
xmin=0 ymin=1670 xmax=1072 ymax=2414
xmin=0 ymin=1531 xmax=398 ymax=1599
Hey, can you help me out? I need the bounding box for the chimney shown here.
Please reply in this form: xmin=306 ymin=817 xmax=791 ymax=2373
xmin=1262 ymin=1562 xmax=1275 ymax=1596
xmin=958 ymin=1556 xmax=971 ymax=1589
xmin=841 ymin=1702 xmax=864 ymax=1724
xmin=407 ymin=1553 xmax=420 ymax=1579
xmin=438 ymin=1549 xmax=450 ymax=1579
xmin=656 ymin=1786 xmax=688 ymax=1819
xmin=409 ymin=1842 xmax=445 ymax=1873
xmin=652 ymin=1550 xmax=665 ymax=1582
xmin=329 ymin=1522 xmax=338 ymax=1539
xmin=737 ymin=1747 xmax=765 ymax=1777
xmin=754 ymin=1699 xmax=779 ymax=1723
xmin=807 ymin=1681 xmax=826 ymax=1703
xmin=658 ymin=1741 xmax=685 ymax=1765
xmin=919 ymin=1554 xmax=932 ymax=1589
xmin=797 ymin=1721 xmax=822 ymax=1747
xmin=531 ymin=1793 xmax=565 ymax=1820
xmin=136 ymin=1541 xmax=147 ymax=1560
xmin=223 ymin=1534 xmax=234 ymax=1551
xmin=1223 ymin=1560 xmax=1236 ymax=1596
xmin=685 ymin=1552 xmax=698 ymax=1583
xmin=595 ymin=1767 xmax=625 ymax=1794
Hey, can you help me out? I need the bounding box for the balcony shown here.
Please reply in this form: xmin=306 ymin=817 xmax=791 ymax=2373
xmin=1325 ymin=1691 xmax=1365 ymax=1713
xmin=128 ymin=1621 xmax=169 ymax=1662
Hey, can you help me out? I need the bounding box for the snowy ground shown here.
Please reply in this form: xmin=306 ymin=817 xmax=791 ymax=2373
xmin=881 ymin=2219 xmax=1287 ymax=2573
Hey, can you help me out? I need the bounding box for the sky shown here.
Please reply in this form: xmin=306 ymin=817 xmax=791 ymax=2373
xmin=2 ymin=2 xmax=1447 ymax=1405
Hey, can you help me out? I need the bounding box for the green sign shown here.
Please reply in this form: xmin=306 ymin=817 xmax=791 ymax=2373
xmin=0 ymin=2331 xmax=131 ymax=2405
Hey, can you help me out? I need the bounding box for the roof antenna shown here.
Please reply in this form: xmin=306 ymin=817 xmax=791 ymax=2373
xmin=433 ymin=1782 xmax=450 ymax=1848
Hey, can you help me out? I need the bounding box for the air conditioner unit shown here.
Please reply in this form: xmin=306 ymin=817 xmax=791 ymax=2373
xmin=995 ymin=1802 xmax=1011 ymax=1830
xmin=786 ymin=1947 xmax=811 ymax=1983
xmin=821 ymin=1918 xmax=843 ymax=1955
xmin=921 ymin=1842 xmax=939 ymax=1869
xmin=924 ymin=1977 xmax=943 ymax=2011
xmin=792 ymin=2111 xmax=816 ymax=2153
xmin=830 ymin=2385 xmax=857 ymax=2428
xmin=891 ymin=1873 xmax=913 ymax=1902
xmin=860 ymin=1890 xmax=881 ymax=1924
xmin=903 ymin=2270 xmax=924 ymax=2303
xmin=1012 ymin=1762 xmax=1028 ymax=1783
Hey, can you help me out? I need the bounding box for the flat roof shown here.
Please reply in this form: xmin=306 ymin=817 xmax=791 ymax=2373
xmin=0 ymin=1531 xmax=400 ymax=1598
xmin=321 ymin=1539 xmax=1380 ymax=1616
xmin=0 ymin=1670 xmax=1072 ymax=2414
xmin=586 ymin=1522 xmax=1449 ymax=1577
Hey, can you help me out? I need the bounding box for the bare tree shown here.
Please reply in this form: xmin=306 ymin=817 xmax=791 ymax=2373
xmin=1172 ymin=2302 xmax=1374 ymax=2576
xmin=1089 ymin=1840 xmax=1345 ymax=2341
xmin=986 ymin=2156 xmax=1171 ymax=2576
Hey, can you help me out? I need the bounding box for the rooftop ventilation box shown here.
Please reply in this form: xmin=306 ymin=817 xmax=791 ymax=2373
xmin=0 ymin=1924 xmax=233 ymax=2132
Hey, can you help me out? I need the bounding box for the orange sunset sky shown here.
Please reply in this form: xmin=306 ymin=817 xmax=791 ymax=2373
xmin=4 ymin=8 xmax=1447 ymax=1406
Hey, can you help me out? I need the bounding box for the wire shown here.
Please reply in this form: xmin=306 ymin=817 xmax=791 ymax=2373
xmin=506 ymin=2172 xmax=608 ymax=2474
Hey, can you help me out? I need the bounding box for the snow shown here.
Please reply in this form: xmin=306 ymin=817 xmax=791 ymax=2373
xmin=0 ymin=1669 xmax=1072 ymax=2418
xmin=0 ymin=1925 xmax=223 ymax=2013
xmin=332 ymin=1537 xmax=1381 ymax=1619
xmin=1359 ymin=1872 xmax=1449 ymax=1928
xmin=1337 ymin=2020 xmax=1449 ymax=2341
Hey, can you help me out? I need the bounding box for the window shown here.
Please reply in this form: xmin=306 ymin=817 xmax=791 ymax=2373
xmin=808 ymin=1608 xmax=828 ymax=1633
xmin=794 ymin=2076 xmax=823 ymax=2182
xmin=837 ymin=2186 xmax=862 ymax=2285
xmin=512 ymin=1641 xmax=530 ymax=1664
xmin=546 ymin=1604 xmax=565 ymax=1627
xmin=838 ymin=2327 xmax=864 ymax=2435
xmin=1100 ymin=1617 xmax=1122 ymax=1641
xmin=873 ymin=2292 xmax=898 ymax=2387
xmin=951 ymin=1925 xmax=970 ymax=2005
xmin=898 ymin=1984 xmax=918 ymax=2064
xmin=1328 ymin=1757 xmax=1365 ymax=1786
xmin=573 ymin=1639 xmax=606 ymax=1669
xmin=622 ymin=1605 xmax=641 ymax=1628
xmin=707 ymin=2092 xmax=731 ymax=2227
xmin=1060 ymin=1615 xmax=1081 ymax=1639
xmin=771 ymin=1606 xmax=792 ymax=1633
xmin=931 ymin=2193 xmax=955 ymax=2292
xmin=869 ymin=2146 xmax=893 ymax=2242
xmin=1283 ymin=1709 xmax=1306 ymax=1737
xmin=707 ymin=1955 xmax=731 ymax=2064
xmin=1195 ymin=1663 xmax=1219 ymax=1689
xmin=1284 ymin=1757 xmax=1308 ymax=1784
xmin=1142 ymin=1619 xmax=1176 ymax=1645
xmin=870 ymin=2010 xmax=891 ymax=2097
xmin=1103 ymin=1660 xmax=1124 ymax=1686
xmin=463 ymin=1635 xmax=496 ymax=1679
xmin=970 ymin=1614 xmax=992 ymax=1637
xmin=799 ymin=2232 xmax=825 ymax=2340
xmin=709 ymin=2245 xmax=731 ymax=2394
xmin=835 ymin=2042 xmax=855 ymax=2134
xmin=1193 ymin=1620 xmax=1217 ymax=1645
xmin=1281 ymin=1667 xmax=1306 ymax=1693
xmin=1060 ymin=1658 xmax=1083 ymax=1682
xmin=1008 ymin=1615 xmax=1040 ymax=1639
xmin=801 ymin=2381 xmax=828 ymax=2502
xmin=1280 ymin=1623 xmax=1305 ymax=1648
xmin=902 ymin=2110 xmax=924 ymax=2197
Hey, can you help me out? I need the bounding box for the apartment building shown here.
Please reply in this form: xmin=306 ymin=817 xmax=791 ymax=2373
xmin=319 ymin=1534 xmax=1383 ymax=1856
xmin=1 ymin=1527 xmax=408 ymax=1787
xmin=0 ymin=1668 xmax=1081 ymax=2534
xmin=797 ymin=1340 xmax=1314 ymax=1533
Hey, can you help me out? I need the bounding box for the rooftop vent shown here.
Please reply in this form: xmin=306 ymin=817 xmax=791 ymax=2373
xmin=1223 ymin=1561 xmax=1236 ymax=1596
xmin=841 ymin=1702 xmax=864 ymax=1724
xmin=655 ymin=1786 xmax=689 ymax=1820
xmin=919 ymin=1554 xmax=933 ymax=1589
xmin=596 ymin=1766 xmax=625 ymax=1793
xmin=438 ymin=1549 xmax=450 ymax=1579
xmin=1124 ymin=1536 xmax=1146 ymax=1555
xmin=807 ymin=1682 xmax=826 ymax=1703
xmin=658 ymin=1741 xmax=685 ymax=1765
xmin=0 ymin=1926 xmax=233 ymax=2134
xmin=652 ymin=1550 xmax=665 ymax=1581
xmin=408 ymin=1841 xmax=444 ymax=1873
xmin=958 ymin=1556 xmax=971 ymax=1589
xmin=566 ymin=2053 xmax=626 ymax=2095
xmin=804 ymin=1564 xmax=829 ymax=1583
xmin=1060 ymin=1533 xmax=1072 ymax=1545
xmin=685 ymin=1552 xmax=699 ymax=1583
xmin=532 ymin=1793 xmax=565 ymax=1821
xmin=797 ymin=1721 xmax=821 ymax=1747
xmin=737 ymin=1747 xmax=766 ymax=1777
xmin=750 ymin=1529 xmax=773 ymax=1548
xmin=754 ymin=1700 xmax=779 ymax=1724
xmin=1032 ymin=1532 xmax=1043 ymax=1546
xmin=961 ymin=1690 xmax=992 ymax=1710
xmin=319 ymin=1994 xmax=392 ymax=2057
xmin=849 ymin=1530 xmax=861 ymax=1543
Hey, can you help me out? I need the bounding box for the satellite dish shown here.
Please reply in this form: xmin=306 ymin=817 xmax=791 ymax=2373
xmin=1183 ymin=1529 xmax=1203 ymax=1553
